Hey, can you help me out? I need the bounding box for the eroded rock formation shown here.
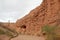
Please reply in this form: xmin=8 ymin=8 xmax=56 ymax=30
xmin=16 ymin=0 xmax=60 ymax=36
xmin=0 ymin=0 xmax=60 ymax=37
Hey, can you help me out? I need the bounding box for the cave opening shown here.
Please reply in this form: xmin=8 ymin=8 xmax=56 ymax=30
xmin=20 ymin=25 xmax=26 ymax=29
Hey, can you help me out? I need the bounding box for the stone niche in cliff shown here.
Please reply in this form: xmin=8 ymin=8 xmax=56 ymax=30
xmin=16 ymin=0 xmax=60 ymax=36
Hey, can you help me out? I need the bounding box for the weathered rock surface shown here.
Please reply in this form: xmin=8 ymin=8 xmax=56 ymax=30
xmin=0 ymin=0 xmax=60 ymax=40
xmin=16 ymin=0 xmax=60 ymax=36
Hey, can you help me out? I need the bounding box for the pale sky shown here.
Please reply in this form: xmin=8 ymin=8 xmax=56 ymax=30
xmin=0 ymin=0 xmax=42 ymax=22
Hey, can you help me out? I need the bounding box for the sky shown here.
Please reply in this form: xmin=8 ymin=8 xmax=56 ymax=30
xmin=0 ymin=0 xmax=42 ymax=22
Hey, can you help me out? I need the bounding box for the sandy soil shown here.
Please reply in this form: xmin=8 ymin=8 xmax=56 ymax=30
xmin=0 ymin=35 xmax=10 ymax=40
xmin=11 ymin=35 xmax=45 ymax=40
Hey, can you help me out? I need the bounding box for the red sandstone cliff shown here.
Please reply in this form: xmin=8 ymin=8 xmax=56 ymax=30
xmin=16 ymin=0 xmax=60 ymax=36
xmin=0 ymin=0 xmax=60 ymax=37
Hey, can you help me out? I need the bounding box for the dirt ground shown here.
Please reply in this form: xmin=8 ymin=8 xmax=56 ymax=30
xmin=0 ymin=34 xmax=45 ymax=40
xmin=11 ymin=35 xmax=45 ymax=40
xmin=0 ymin=35 xmax=10 ymax=40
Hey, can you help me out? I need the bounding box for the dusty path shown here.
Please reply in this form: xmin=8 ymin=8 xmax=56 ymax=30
xmin=11 ymin=35 xmax=45 ymax=40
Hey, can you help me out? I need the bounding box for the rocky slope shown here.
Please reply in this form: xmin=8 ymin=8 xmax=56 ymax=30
xmin=0 ymin=0 xmax=60 ymax=40
xmin=16 ymin=0 xmax=60 ymax=36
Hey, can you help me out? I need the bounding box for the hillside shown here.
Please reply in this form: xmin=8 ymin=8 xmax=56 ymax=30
xmin=16 ymin=0 xmax=60 ymax=36
xmin=0 ymin=0 xmax=60 ymax=40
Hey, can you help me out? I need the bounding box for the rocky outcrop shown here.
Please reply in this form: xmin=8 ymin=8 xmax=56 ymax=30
xmin=16 ymin=0 xmax=60 ymax=36
xmin=0 ymin=0 xmax=60 ymax=37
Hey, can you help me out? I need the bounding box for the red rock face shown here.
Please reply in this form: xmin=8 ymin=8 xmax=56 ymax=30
xmin=16 ymin=0 xmax=60 ymax=36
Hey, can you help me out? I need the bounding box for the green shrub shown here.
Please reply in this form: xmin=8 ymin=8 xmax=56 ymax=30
xmin=42 ymin=25 xmax=60 ymax=40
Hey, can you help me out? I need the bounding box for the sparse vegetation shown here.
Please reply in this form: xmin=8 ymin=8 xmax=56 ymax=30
xmin=0 ymin=29 xmax=5 ymax=34
xmin=0 ymin=23 xmax=19 ymax=40
xmin=42 ymin=25 xmax=60 ymax=40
